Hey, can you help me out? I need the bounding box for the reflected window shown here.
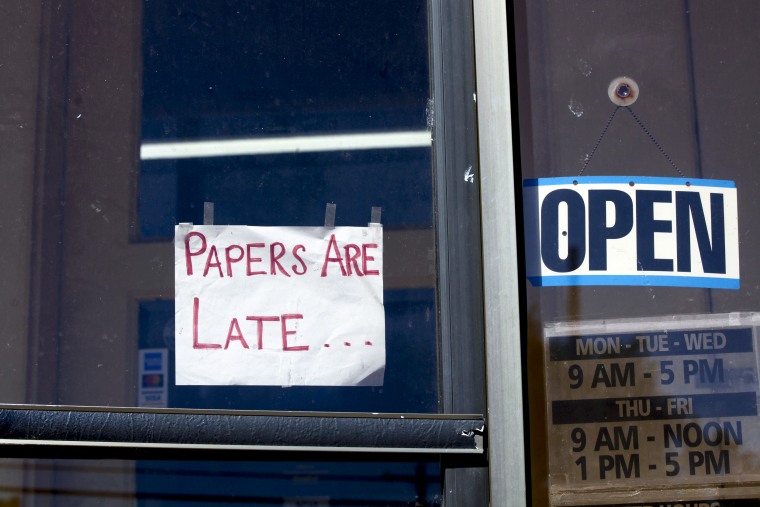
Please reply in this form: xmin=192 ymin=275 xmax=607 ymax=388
xmin=137 ymin=0 xmax=438 ymax=413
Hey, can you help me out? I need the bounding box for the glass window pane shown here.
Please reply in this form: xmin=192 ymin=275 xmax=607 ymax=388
xmin=7 ymin=0 xmax=438 ymax=413
xmin=1 ymin=0 xmax=481 ymax=503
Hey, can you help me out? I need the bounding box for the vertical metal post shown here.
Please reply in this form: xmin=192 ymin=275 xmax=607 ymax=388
xmin=473 ymin=0 xmax=528 ymax=504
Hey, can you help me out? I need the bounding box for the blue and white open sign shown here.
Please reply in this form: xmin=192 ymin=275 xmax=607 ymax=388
xmin=523 ymin=176 xmax=739 ymax=289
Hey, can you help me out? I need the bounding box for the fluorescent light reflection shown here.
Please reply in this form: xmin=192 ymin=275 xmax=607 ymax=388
xmin=141 ymin=131 xmax=432 ymax=160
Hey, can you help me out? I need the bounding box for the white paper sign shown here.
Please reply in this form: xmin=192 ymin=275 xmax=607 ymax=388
xmin=174 ymin=225 xmax=385 ymax=386
xmin=523 ymin=176 xmax=739 ymax=289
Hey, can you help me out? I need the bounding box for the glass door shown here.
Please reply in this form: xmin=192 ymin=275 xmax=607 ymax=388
xmin=514 ymin=1 xmax=760 ymax=504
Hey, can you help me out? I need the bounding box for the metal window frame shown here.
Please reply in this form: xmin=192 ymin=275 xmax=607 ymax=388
xmin=430 ymin=0 xmax=495 ymax=502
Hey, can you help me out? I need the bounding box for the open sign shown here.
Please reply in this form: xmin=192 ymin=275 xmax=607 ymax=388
xmin=523 ymin=177 xmax=739 ymax=289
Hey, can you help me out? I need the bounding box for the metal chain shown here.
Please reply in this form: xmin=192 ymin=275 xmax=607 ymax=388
xmin=579 ymin=107 xmax=620 ymax=176
xmin=579 ymin=105 xmax=684 ymax=178
xmin=624 ymin=106 xmax=685 ymax=178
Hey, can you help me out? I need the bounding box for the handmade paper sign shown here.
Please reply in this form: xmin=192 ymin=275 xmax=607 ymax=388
xmin=174 ymin=225 xmax=385 ymax=386
xmin=523 ymin=176 xmax=739 ymax=289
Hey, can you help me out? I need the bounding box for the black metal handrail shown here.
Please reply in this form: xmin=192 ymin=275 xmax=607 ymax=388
xmin=0 ymin=405 xmax=485 ymax=459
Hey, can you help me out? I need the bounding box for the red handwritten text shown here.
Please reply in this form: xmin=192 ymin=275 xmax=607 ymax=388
xmin=320 ymin=233 xmax=380 ymax=277
xmin=185 ymin=232 xmax=307 ymax=278
xmin=192 ymin=296 xmax=307 ymax=351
